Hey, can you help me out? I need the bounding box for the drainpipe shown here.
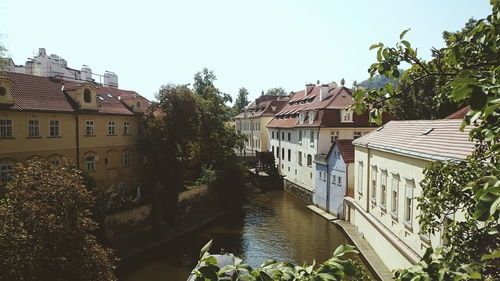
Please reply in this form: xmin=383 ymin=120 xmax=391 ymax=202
xmin=278 ymin=128 xmax=282 ymax=173
xmin=326 ymin=158 xmax=330 ymax=212
xmin=75 ymin=111 xmax=80 ymax=169
xmin=365 ymin=146 xmax=371 ymax=212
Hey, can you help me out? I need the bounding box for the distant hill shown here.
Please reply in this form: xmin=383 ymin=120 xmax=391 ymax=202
xmin=359 ymin=74 xmax=399 ymax=89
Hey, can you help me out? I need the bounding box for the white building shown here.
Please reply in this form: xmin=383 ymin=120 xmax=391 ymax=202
xmin=267 ymin=83 xmax=391 ymax=201
xmin=0 ymin=48 xmax=118 ymax=88
xmin=346 ymin=119 xmax=474 ymax=271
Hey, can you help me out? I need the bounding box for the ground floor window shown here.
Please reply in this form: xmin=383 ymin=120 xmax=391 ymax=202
xmin=0 ymin=163 xmax=14 ymax=183
xmin=404 ymin=179 xmax=415 ymax=224
xmin=85 ymin=156 xmax=96 ymax=172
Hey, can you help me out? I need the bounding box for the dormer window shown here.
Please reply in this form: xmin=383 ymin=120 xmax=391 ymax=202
xmin=97 ymin=95 xmax=105 ymax=101
xmin=83 ymin=89 xmax=92 ymax=103
xmin=107 ymin=93 xmax=113 ymax=98
xmin=299 ymin=112 xmax=305 ymax=124
xmin=136 ymin=101 xmax=141 ymax=108
xmin=308 ymin=111 xmax=316 ymax=124
xmin=340 ymin=109 xmax=353 ymax=123
xmin=0 ymin=87 xmax=6 ymax=96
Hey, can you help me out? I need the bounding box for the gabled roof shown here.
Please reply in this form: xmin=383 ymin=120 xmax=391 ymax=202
xmin=95 ymin=87 xmax=149 ymax=115
xmin=0 ymin=72 xmax=75 ymax=113
xmin=336 ymin=139 xmax=355 ymax=163
xmin=352 ymin=119 xmax=475 ymax=161
xmin=234 ymin=96 xmax=288 ymax=119
xmin=445 ymin=106 xmax=471 ymax=119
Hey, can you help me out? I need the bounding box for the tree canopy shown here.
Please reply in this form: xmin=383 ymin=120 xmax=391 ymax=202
xmin=265 ymin=87 xmax=288 ymax=96
xmin=0 ymin=159 xmax=117 ymax=281
xmin=233 ymin=87 xmax=250 ymax=114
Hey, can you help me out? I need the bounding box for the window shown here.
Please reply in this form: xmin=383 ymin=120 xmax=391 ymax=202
xmin=97 ymin=95 xmax=105 ymax=101
xmin=85 ymin=120 xmax=94 ymax=136
xmin=106 ymin=93 xmax=113 ymax=98
xmin=307 ymin=154 xmax=312 ymax=167
xmin=28 ymin=119 xmax=40 ymax=137
xmin=287 ymin=149 xmax=291 ymax=161
xmin=380 ymin=170 xmax=388 ymax=208
xmin=287 ymin=132 xmax=291 ymax=141
xmin=124 ymin=121 xmax=130 ymax=135
xmin=340 ymin=110 xmax=353 ymax=122
xmin=308 ymin=111 xmax=315 ymax=123
xmin=338 ymin=176 xmax=342 ymax=186
xmin=281 ymin=132 xmax=284 ymax=140
xmin=298 ymin=151 xmax=303 ymax=166
xmin=272 ymin=131 xmax=274 ymax=139
xmin=299 ymin=113 xmax=305 ymax=124
xmin=272 ymin=146 xmax=274 ymax=153
xmin=404 ymin=179 xmax=415 ymax=224
xmin=330 ymin=131 xmax=339 ymax=143
xmin=123 ymin=151 xmax=131 ymax=167
xmin=84 ymin=89 xmax=92 ymax=103
xmin=276 ymin=148 xmax=279 ymax=158
xmin=310 ymin=131 xmax=314 ymax=147
xmin=281 ymin=148 xmax=285 ymax=160
xmin=370 ymin=166 xmax=377 ymax=203
xmin=0 ymin=119 xmax=13 ymax=138
xmin=108 ymin=121 xmax=116 ymax=136
xmin=0 ymin=163 xmax=14 ymax=183
xmin=0 ymin=86 xmax=6 ymax=96
xmin=51 ymin=159 xmax=61 ymax=166
xmin=354 ymin=131 xmax=362 ymax=139
xmin=85 ymin=156 xmax=95 ymax=172
xmin=299 ymin=130 xmax=302 ymax=144
xmin=49 ymin=120 xmax=60 ymax=137
xmin=391 ymin=174 xmax=399 ymax=214
xmin=118 ymin=182 xmax=128 ymax=197
xmin=357 ymin=161 xmax=363 ymax=195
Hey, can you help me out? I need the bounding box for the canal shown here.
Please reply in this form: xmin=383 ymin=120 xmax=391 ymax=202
xmin=120 ymin=189 xmax=368 ymax=281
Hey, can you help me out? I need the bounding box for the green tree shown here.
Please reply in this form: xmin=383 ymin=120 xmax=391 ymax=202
xmin=266 ymin=87 xmax=287 ymax=96
xmin=352 ymin=1 xmax=499 ymax=279
xmin=0 ymin=159 xmax=117 ymax=281
xmin=233 ymin=87 xmax=250 ymax=115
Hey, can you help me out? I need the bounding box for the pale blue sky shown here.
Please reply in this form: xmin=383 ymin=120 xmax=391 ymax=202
xmin=0 ymin=0 xmax=493 ymax=102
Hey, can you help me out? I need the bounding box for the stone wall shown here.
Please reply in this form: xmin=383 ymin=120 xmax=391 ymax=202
xmin=284 ymin=179 xmax=313 ymax=203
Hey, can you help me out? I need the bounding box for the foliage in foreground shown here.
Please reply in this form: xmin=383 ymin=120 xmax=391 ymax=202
xmin=0 ymin=159 xmax=117 ymax=281
xmin=351 ymin=1 xmax=499 ymax=279
xmin=191 ymin=240 xmax=370 ymax=281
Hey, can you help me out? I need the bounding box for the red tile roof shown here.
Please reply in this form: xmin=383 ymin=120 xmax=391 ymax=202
xmin=234 ymin=96 xmax=289 ymax=119
xmin=445 ymin=106 xmax=471 ymax=119
xmin=95 ymin=87 xmax=148 ymax=115
xmin=0 ymin=72 xmax=74 ymax=112
xmin=336 ymin=139 xmax=355 ymax=163
xmin=353 ymin=119 xmax=475 ymax=161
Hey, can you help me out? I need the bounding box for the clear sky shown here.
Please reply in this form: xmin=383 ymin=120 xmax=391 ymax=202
xmin=0 ymin=0 xmax=493 ymax=102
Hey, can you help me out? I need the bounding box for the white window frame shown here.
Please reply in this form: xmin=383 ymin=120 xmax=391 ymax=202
xmin=404 ymin=178 xmax=415 ymax=225
xmin=330 ymin=131 xmax=339 ymax=143
xmin=307 ymin=154 xmax=312 ymax=167
xmin=357 ymin=161 xmax=363 ymax=195
xmin=380 ymin=170 xmax=388 ymax=208
xmin=337 ymin=175 xmax=342 ymax=186
xmin=391 ymin=173 xmax=400 ymax=215
xmin=49 ymin=120 xmax=60 ymax=137
xmin=85 ymin=156 xmax=96 ymax=172
xmin=108 ymin=121 xmax=116 ymax=136
xmin=124 ymin=121 xmax=130 ymax=135
xmin=340 ymin=109 xmax=353 ymax=123
xmin=298 ymin=151 xmax=303 ymax=166
xmin=0 ymin=119 xmax=13 ymax=138
xmin=310 ymin=131 xmax=314 ymax=147
xmin=85 ymin=120 xmax=94 ymax=136
xmin=370 ymin=165 xmax=377 ymax=203
xmin=28 ymin=119 xmax=40 ymax=137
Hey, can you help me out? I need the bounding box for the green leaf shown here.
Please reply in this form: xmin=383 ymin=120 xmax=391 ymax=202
xmin=481 ymin=249 xmax=500 ymax=261
xmin=451 ymin=85 xmax=473 ymax=102
xmin=333 ymin=244 xmax=358 ymax=257
xmin=257 ymin=271 xmax=273 ymax=281
xmin=369 ymin=43 xmax=383 ymax=50
xmin=261 ymin=259 xmax=277 ymax=268
xmin=468 ymin=86 xmax=487 ymax=110
xmin=198 ymin=265 xmax=218 ymax=281
xmin=400 ymin=29 xmax=410 ymax=39
xmin=401 ymin=40 xmax=411 ymax=49
xmin=202 ymin=255 xmax=218 ymax=266
xmin=200 ymin=239 xmax=213 ymax=258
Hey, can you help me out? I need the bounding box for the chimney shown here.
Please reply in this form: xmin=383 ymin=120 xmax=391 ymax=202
xmin=305 ymin=83 xmax=315 ymax=97
xmin=320 ymin=84 xmax=329 ymax=101
xmin=38 ymin=48 xmax=46 ymax=56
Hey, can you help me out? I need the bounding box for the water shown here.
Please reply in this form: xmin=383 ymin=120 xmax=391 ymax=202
xmin=120 ymin=190 xmax=364 ymax=281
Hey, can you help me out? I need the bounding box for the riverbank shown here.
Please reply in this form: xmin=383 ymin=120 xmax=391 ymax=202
xmin=306 ymin=204 xmax=393 ymax=281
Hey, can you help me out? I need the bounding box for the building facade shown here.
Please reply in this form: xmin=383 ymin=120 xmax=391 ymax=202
xmin=0 ymin=71 xmax=148 ymax=194
xmin=313 ymin=139 xmax=354 ymax=217
xmin=267 ymin=83 xmax=391 ymax=199
xmin=234 ymin=95 xmax=288 ymax=155
xmin=346 ymin=119 xmax=474 ymax=271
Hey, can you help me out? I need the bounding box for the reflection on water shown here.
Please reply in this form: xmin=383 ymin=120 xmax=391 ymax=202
xmin=120 ymin=190 xmax=355 ymax=281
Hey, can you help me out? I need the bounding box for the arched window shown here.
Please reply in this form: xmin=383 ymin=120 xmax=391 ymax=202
xmin=123 ymin=151 xmax=131 ymax=167
xmin=0 ymin=86 xmax=6 ymax=96
xmin=307 ymin=154 xmax=312 ymax=167
xmin=47 ymin=154 xmax=63 ymax=166
xmin=83 ymin=89 xmax=92 ymax=103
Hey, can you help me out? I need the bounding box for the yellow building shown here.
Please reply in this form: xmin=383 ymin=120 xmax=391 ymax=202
xmin=345 ymin=119 xmax=474 ymax=271
xmin=234 ymin=95 xmax=289 ymax=155
xmin=0 ymin=72 xmax=148 ymax=194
